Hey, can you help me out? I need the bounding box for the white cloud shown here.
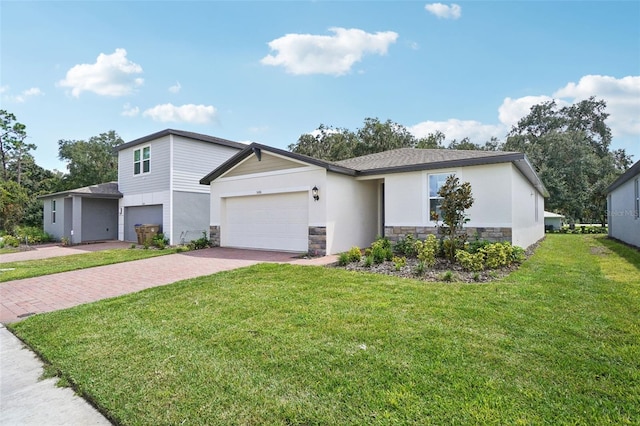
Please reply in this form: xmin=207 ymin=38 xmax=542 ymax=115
xmin=425 ymin=3 xmax=462 ymax=19
xmin=553 ymin=75 xmax=640 ymax=137
xmin=142 ymin=103 xmax=217 ymax=124
xmin=409 ymin=119 xmax=505 ymax=144
xmin=121 ymin=103 xmax=140 ymax=117
xmin=57 ymin=48 xmax=144 ymax=97
xmin=169 ymin=81 xmax=182 ymax=94
xmin=1 ymin=86 xmax=44 ymax=103
xmin=410 ymin=75 xmax=640 ymax=148
xmin=261 ymin=27 xmax=399 ymax=76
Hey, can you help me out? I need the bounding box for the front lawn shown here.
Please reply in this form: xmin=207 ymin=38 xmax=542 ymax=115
xmin=8 ymin=235 xmax=640 ymax=424
xmin=0 ymin=248 xmax=179 ymax=283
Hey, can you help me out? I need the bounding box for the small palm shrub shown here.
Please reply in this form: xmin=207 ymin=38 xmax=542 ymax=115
xmin=364 ymin=255 xmax=374 ymax=267
xmin=338 ymin=252 xmax=350 ymax=266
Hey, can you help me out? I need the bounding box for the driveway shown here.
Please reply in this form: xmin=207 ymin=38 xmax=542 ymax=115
xmin=0 ymin=244 xmax=336 ymax=324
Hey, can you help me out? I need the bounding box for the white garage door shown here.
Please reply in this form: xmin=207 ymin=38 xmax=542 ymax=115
xmin=222 ymin=192 xmax=308 ymax=252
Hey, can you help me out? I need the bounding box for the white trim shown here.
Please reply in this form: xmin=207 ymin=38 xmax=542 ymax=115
xmin=133 ymin=145 xmax=151 ymax=176
xmin=168 ymin=134 xmax=174 ymax=243
xmin=216 ymin=165 xmax=320 ymax=182
xmin=422 ymin=170 xmax=458 ymax=224
xmin=220 ymin=186 xmax=310 ymax=199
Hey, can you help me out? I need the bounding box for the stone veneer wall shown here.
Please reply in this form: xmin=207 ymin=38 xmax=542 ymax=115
xmin=308 ymin=226 xmax=327 ymax=256
xmin=209 ymin=225 xmax=220 ymax=247
xmin=385 ymin=226 xmax=512 ymax=244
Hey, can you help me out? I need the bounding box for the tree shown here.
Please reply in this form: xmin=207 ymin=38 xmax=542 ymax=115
xmin=1 ymin=110 xmax=35 ymax=184
xmin=416 ymin=131 xmax=445 ymax=149
xmin=58 ymin=130 xmax=123 ymax=189
xmin=0 ymin=180 xmax=29 ymax=233
xmin=504 ymin=97 xmax=629 ymax=223
xmin=435 ymin=175 xmax=474 ymax=262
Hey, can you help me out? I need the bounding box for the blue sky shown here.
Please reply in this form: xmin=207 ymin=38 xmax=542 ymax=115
xmin=2 ymin=1 xmax=639 ymax=172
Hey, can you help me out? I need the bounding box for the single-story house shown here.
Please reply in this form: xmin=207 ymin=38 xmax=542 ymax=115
xmin=200 ymin=144 xmax=548 ymax=255
xmin=544 ymin=211 xmax=564 ymax=231
xmin=607 ymin=159 xmax=640 ymax=248
xmin=39 ymin=182 xmax=122 ymax=244
xmin=41 ymin=129 xmax=245 ymax=245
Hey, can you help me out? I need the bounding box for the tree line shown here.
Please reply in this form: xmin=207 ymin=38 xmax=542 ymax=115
xmin=0 ymin=97 xmax=633 ymax=233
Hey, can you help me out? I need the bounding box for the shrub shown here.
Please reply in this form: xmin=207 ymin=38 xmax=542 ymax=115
xmin=414 ymin=234 xmax=438 ymax=268
xmin=370 ymin=238 xmax=392 ymax=264
xmin=414 ymin=261 xmax=426 ymax=275
xmin=338 ymin=252 xmax=349 ymax=266
xmin=466 ymin=237 xmax=492 ymax=254
xmin=347 ymin=246 xmax=362 ymax=263
xmin=1 ymin=235 xmax=20 ymax=247
xmin=189 ymin=232 xmax=211 ymax=250
xmin=455 ymin=250 xmax=485 ymax=272
xmin=481 ymin=242 xmax=510 ymax=269
xmin=440 ymin=270 xmax=455 ymax=282
xmin=152 ymin=233 xmax=169 ymax=250
xmin=13 ymin=226 xmax=52 ymax=244
xmin=394 ymin=235 xmax=417 ymax=257
xmin=364 ymin=255 xmax=373 ymax=267
xmin=511 ymin=245 xmax=526 ymax=264
xmin=392 ymin=256 xmax=406 ymax=271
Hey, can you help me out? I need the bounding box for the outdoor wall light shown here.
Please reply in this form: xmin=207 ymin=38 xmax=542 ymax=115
xmin=312 ymin=186 xmax=320 ymax=201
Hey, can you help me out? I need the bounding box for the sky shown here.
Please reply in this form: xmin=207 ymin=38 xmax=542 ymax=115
xmin=1 ymin=1 xmax=639 ymax=173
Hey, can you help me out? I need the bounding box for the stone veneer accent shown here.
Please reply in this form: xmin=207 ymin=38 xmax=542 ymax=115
xmin=384 ymin=226 xmax=512 ymax=244
xmin=209 ymin=225 xmax=220 ymax=247
xmin=308 ymin=226 xmax=327 ymax=256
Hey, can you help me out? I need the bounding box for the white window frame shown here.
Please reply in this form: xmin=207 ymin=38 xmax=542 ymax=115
xmin=133 ymin=146 xmax=151 ymax=175
xmin=51 ymin=200 xmax=56 ymax=224
xmin=428 ymin=172 xmax=455 ymax=222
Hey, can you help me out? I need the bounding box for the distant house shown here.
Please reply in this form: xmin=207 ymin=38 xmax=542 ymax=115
xmin=41 ymin=129 xmax=244 ymax=245
xmin=200 ymin=144 xmax=548 ymax=255
xmin=544 ymin=211 xmax=564 ymax=231
xmin=39 ymin=182 xmax=121 ymax=244
xmin=607 ymin=160 xmax=640 ymax=248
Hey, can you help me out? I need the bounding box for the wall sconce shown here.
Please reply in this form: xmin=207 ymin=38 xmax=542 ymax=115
xmin=312 ymin=186 xmax=320 ymax=201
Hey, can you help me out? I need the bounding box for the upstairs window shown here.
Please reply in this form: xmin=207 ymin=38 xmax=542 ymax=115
xmin=134 ymin=146 xmax=150 ymax=175
xmin=51 ymin=200 xmax=56 ymax=224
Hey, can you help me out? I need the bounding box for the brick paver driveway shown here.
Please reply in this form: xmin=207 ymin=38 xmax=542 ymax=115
xmin=0 ymin=245 xmax=335 ymax=323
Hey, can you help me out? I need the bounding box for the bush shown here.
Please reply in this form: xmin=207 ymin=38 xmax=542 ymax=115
xmin=364 ymin=255 xmax=373 ymax=267
xmin=481 ymin=242 xmax=516 ymax=269
xmin=392 ymin=256 xmax=406 ymax=271
xmin=1 ymin=235 xmax=20 ymax=247
xmin=455 ymin=250 xmax=485 ymax=272
xmin=370 ymin=238 xmax=392 ymax=264
xmin=466 ymin=237 xmax=493 ymax=254
xmin=152 ymin=233 xmax=169 ymax=250
xmin=414 ymin=234 xmax=438 ymax=268
xmin=440 ymin=270 xmax=455 ymax=282
xmin=338 ymin=252 xmax=349 ymax=266
xmin=511 ymin=245 xmax=526 ymax=264
xmin=414 ymin=261 xmax=426 ymax=275
xmin=347 ymin=246 xmax=362 ymax=263
xmin=189 ymin=232 xmax=211 ymax=250
xmin=13 ymin=226 xmax=52 ymax=244
xmin=394 ymin=235 xmax=417 ymax=257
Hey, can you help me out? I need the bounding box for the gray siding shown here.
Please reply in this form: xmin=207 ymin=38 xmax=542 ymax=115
xmin=172 ymin=136 xmax=242 ymax=193
xmin=172 ymin=191 xmax=210 ymax=243
xmin=609 ymin=175 xmax=640 ymax=247
xmin=42 ymin=197 xmax=65 ymax=241
xmin=118 ymin=135 xmax=171 ymax=195
xmin=81 ymin=198 xmax=119 ymax=241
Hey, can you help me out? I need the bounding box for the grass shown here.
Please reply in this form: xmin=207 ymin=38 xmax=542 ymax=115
xmin=8 ymin=234 xmax=640 ymax=425
xmin=0 ymin=248 xmax=179 ymax=283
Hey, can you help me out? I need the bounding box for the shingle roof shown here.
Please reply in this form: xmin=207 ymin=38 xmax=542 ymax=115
xmin=37 ymin=182 xmax=122 ymax=199
xmin=334 ymin=148 xmax=523 ymax=174
xmin=114 ymin=129 xmax=246 ymax=152
xmin=606 ymin=159 xmax=640 ymax=193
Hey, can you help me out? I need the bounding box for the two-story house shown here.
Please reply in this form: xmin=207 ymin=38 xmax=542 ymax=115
xmin=40 ymin=129 xmax=245 ymax=245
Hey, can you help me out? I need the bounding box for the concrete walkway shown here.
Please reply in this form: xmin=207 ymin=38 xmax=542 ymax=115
xmin=0 ymin=243 xmax=336 ymax=425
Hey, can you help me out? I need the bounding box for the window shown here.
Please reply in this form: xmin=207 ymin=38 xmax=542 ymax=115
xmin=635 ymin=178 xmax=639 ymax=219
xmin=429 ymin=173 xmax=451 ymax=221
xmin=134 ymin=146 xmax=150 ymax=175
xmin=51 ymin=200 xmax=56 ymax=224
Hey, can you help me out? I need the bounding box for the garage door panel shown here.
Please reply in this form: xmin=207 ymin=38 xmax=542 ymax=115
xmin=222 ymin=192 xmax=308 ymax=252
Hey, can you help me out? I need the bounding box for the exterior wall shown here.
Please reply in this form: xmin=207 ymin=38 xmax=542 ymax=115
xmin=81 ymin=198 xmax=118 ymax=241
xmin=42 ymin=197 xmax=66 ymax=241
xmin=123 ymin=204 xmax=163 ymax=242
xmin=608 ymin=175 xmax=640 ymax=247
xmin=172 ymin=136 xmax=241 ymax=193
xmin=172 ymin=191 xmax=210 ymax=244
xmin=117 ymin=135 xmax=171 ymax=195
xmin=385 ymin=226 xmax=512 ymax=243
xmin=544 ymin=217 xmax=563 ymax=231
xmin=326 ymin=173 xmax=378 ymax=254
xmin=120 ymin=191 xmax=169 ymax=241
xmin=384 ymin=171 xmax=425 ymax=226
xmin=224 ymin=152 xmax=305 ymax=178
xmin=511 ymin=164 xmax=545 ymax=247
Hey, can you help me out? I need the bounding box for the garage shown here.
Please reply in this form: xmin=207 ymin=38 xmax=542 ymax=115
xmin=222 ymin=192 xmax=308 ymax=252
xmin=124 ymin=205 xmax=163 ymax=242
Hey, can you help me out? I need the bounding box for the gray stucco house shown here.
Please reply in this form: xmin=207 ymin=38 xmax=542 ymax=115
xmin=607 ymin=159 xmax=640 ymax=248
xmin=41 ymin=129 xmax=245 ymax=245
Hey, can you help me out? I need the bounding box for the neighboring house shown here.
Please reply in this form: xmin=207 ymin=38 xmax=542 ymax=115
xmin=607 ymin=160 xmax=640 ymax=248
xmin=544 ymin=211 xmax=564 ymax=231
xmin=200 ymin=144 xmax=548 ymax=255
xmin=39 ymin=182 xmax=122 ymax=244
xmin=41 ymin=129 xmax=245 ymax=245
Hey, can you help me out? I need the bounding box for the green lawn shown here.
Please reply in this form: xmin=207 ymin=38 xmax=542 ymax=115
xmin=8 ymin=235 xmax=640 ymax=425
xmin=0 ymin=248 xmax=179 ymax=283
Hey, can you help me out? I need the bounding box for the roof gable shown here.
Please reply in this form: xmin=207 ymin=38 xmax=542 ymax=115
xmin=606 ymin=159 xmax=640 ymax=193
xmin=224 ymin=151 xmax=308 ymax=178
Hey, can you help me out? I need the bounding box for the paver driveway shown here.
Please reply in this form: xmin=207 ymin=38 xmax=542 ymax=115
xmin=0 ymin=245 xmax=335 ymax=324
